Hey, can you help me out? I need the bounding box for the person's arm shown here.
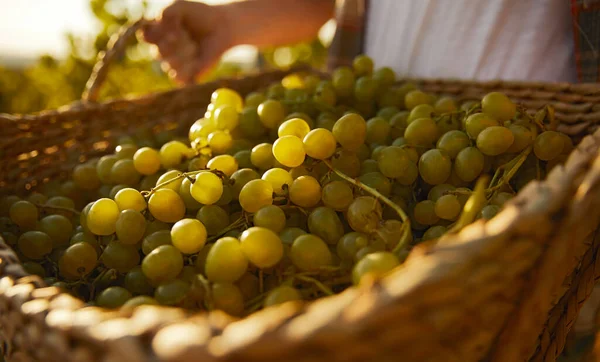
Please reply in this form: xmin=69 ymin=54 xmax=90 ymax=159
xmin=142 ymin=0 xmax=335 ymax=83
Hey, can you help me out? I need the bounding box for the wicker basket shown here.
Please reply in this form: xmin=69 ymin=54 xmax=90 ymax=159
xmin=2 ymin=22 xmax=600 ymax=362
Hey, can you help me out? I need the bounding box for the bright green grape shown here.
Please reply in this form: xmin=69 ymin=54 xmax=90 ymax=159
xmin=407 ymin=104 xmax=435 ymax=124
xmin=321 ymin=181 xmax=353 ymax=211
xmin=454 ymin=147 xmax=485 ymax=182
xmin=436 ymin=130 xmax=470 ymax=159
xmin=196 ymin=205 xmax=229 ymax=236
xmin=254 ymin=205 xmax=286 ymax=233
xmin=404 ymin=118 xmax=439 ymax=147
xmin=142 ymin=230 xmax=172 ymax=255
xmin=506 ymin=125 xmax=533 ymax=153
xmin=73 ymin=163 xmax=101 ymax=190
xmin=279 ymin=118 xmax=311 ymax=139
xmin=142 ymin=245 xmax=183 ymax=284
xmin=87 ymin=198 xmax=119 ymax=236
xmin=111 ymin=159 xmax=141 ymax=186
xmin=114 ymin=188 xmax=146 ymax=212
xmin=290 ymin=234 xmax=332 ymax=271
xmin=38 ymin=214 xmax=72 ymax=247
xmin=240 ymin=227 xmax=283 ymax=268
xmin=9 ymin=200 xmax=38 ymax=230
xmin=205 ymin=236 xmax=248 ymax=283
xmin=303 ymin=128 xmax=337 ymax=160
xmin=59 ymin=242 xmax=97 ymax=279
xmin=124 ymin=266 xmax=155 ymax=295
xmin=347 ymin=196 xmax=382 ymax=233
xmin=353 ymin=251 xmax=399 ymax=285
xmin=207 ymin=154 xmax=238 ymax=177
xmin=257 ymin=100 xmax=285 ymax=129
xmin=239 ymin=179 xmax=273 ymax=212
xmin=307 ymin=207 xmax=344 ymax=245
xmin=353 ymin=55 xmax=374 ymax=76
xmin=171 ymin=218 xmax=207 ymax=254
xmin=476 ymin=126 xmax=515 ymax=156
xmin=273 ymin=135 xmax=305 ymax=168
xmin=212 ymin=282 xmax=245 ymax=316
xmin=418 ymin=149 xmax=452 ymax=185
xmin=115 ymin=209 xmax=146 ymax=245
xmin=208 ymin=130 xmax=233 ymax=154
xmin=534 ymin=131 xmax=564 ymax=161
xmin=156 ymin=170 xmax=182 ymax=192
xmin=18 ymin=231 xmax=52 ymax=260
xmin=332 ymin=113 xmax=367 ymax=151
xmin=250 ymin=143 xmax=275 ymax=170
xmin=214 ymin=105 xmax=239 ymax=131
xmin=101 ymin=241 xmax=140 ymax=273
xmin=261 ymin=168 xmax=293 ymax=195
xmin=414 ymin=200 xmax=440 ymax=225
xmin=482 ymin=92 xmax=516 ymax=122
xmin=289 ymin=176 xmax=321 ymax=208
xmin=465 ymin=113 xmax=500 ymax=139
xmin=434 ymin=194 xmax=461 ymax=220
xmin=96 ymin=155 xmax=118 ymax=184
xmin=190 ymin=171 xmax=223 ymax=205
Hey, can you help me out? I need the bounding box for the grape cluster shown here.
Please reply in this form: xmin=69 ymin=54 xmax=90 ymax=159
xmin=0 ymin=55 xmax=572 ymax=316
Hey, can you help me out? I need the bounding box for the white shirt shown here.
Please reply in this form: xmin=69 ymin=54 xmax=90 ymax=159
xmin=364 ymin=0 xmax=578 ymax=82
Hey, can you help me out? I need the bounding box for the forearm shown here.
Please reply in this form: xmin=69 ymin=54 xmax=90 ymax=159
xmin=222 ymin=0 xmax=335 ymax=48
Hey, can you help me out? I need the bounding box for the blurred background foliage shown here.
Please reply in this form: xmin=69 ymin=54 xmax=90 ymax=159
xmin=0 ymin=0 xmax=328 ymax=114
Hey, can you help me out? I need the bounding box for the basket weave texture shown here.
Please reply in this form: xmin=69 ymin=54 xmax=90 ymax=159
xmin=2 ymin=24 xmax=600 ymax=362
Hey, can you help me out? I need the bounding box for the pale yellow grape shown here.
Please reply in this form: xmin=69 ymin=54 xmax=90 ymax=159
xmin=205 ymin=237 xmax=248 ymax=282
xmin=352 ymin=252 xmax=399 ymax=285
xmin=171 ymin=218 xmax=207 ymax=254
xmin=261 ymin=168 xmax=293 ymax=194
xmin=273 ymin=135 xmax=305 ymax=168
xmin=211 ymin=88 xmax=243 ymax=111
xmin=133 ymin=147 xmax=161 ymax=175
xmin=303 ymin=128 xmax=336 ymax=160
xmin=160 ymin=141 xmax=193 ymax=169
xmin=264 ymin=286 xmax=302 ymax=307
xmin=190 ymin=172 xmax=223 ymax=205
xmin=87 ymin=198 xmax=120 ymax=236
xmin=239 ymin=179 xmax=273 ymax=212
xmin=214 ymin=105 xmax=239 ymax=130
xmin=207 ymin=155 xmax=238 ymax=177
xmin=188 ymin=118 xmax=216 ymax=142
xmin=278 ymin=118 xmax=310 ymax=138
xmin=257 ymin=100 xmax=285 ymax=128
xmin=114 ymin=188 xmax=146 ymax=212
xmin=148 ymin=189 xmax=185 ymax=223
xmin=208 ymin=130 xmax=233 ymax=154
xmin=289 ymin=176 xmax=321 ymax=208
xmin=250 ymin=143 xmax=275 ymax=170
xmin=156 ymin=170 xmax=183 ymax=192
xmin=239 ymin=227 xmax=283 ymax=268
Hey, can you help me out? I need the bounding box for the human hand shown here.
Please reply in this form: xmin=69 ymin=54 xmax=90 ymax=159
xmin=141 ymin=1 xmax=234 ymax=84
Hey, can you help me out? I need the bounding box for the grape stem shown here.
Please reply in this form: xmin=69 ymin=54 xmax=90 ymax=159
xmin=35 ymin=203 xmax=81 ymax=216
xmin=322 ymin=159 xmax=413 ymax=255
xmin=141 ymin=170 xmax=209 ymax=198
xmin=295 ymin=275 xmax=334 ymax=296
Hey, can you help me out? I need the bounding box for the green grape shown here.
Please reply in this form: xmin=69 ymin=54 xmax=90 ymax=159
xmin=533 ymin=131 xmax=564 ymax=161
xmin=9 ymin=200 xmax=38 ymax=230
xmin=355 ymin=144 xmax=370 ymax=162
xmin=214 ymin=105 xmax=239 ymax=131
xmin=212 ymin=88 xmax=243 ymax=111
xmin=434 ymin=194 xmax=461 ymax=220
xmin=87 ymin=198 xmax=119 ymax=235
xmin=250 ymin=143 xmax=275 ymax=170
xmin=290 ymin=234 xmax=332 ymax=271
xmin=254 ymin=205 xmax=286 ymax=233
xmin=97 ymin=185 xmax=112 ymax=198
xmin=360 ymin=159 xmax=380 ymax=175
xmin=407 ymin=104 xmax=435 ymax=124
xmin=358 ymin=172 xmax=392 ymax=197
xmin=124 ymin=266 xmax=155 ymax=295
xmin=376 ymin=106 xmax=399 ymax=122
xmin=240 ymin=227 xmax=283 ymax=268
xmin=123 ymin=296 xmax=158 ymax=307
xmin=560 ymin=133 xmax=574 ymax=154
xmin=427 ymin=184 xmax=456 ymax=202
xmin=289 ymin=176 xmax=321 ymax=208
xmin=102 ymin=241 xmax=140 ymax=273
xmin=205 ymin=236 xmax=248 ymax=282
xmin=307 ymin=207 xmax=344 ymax=245
xmin=465 ymin=113 xmax=500 ymax=139
xmin=18 ymin=231 xmax=52 ymax=260
xmin=377 ymin=87 xmax=402 ymax=108
xmin=108 ymin=185 xmax=128 ymax=199
xmin=313 ymin=81 xmax=337 ymax=106
xmin=144 ymin=219 xmax=170 ymax=237
xmin=482 ymin=92 xmax=516 ymax=122
xmin=190 ymin=171 xmax=223 ymax=205
xmin=264 ymin=286 xmax=302 ymax=307
xmin=178 ymin=177 xmax=202 ymax=211
xmin=96 ymin=155 xmax=118 ymax=184
xmin=302 ymin=128 xmax=337 ymax=160
xmin=196 ymin=205 xmax=229 ymax=236
xmin=373 ymin=66 xmax=396 ymax=89
xmin=228 ymin=139 xmax=253 ymax=155
xmin=419 ymin=149 xmax=452 ymax=185
xmin=436 ymin=130 xmax=470 ymax=159
xmin=245 ymin=92 xmax=266 ymax=108
xmin=479 ymin=205 xmax=501 ymax=220
xmin=208 ymin=130 xmax=233 ymax=154
xmin=476 ymin=126 xmax=515 ymax=156
xmin=352 ymin=55 xmax=374 ymax=76
xmin=332 ymin=66 xmax=355 ymax=98
xmin=154 ymin=279 xmax=190 ymax=306
xmin=230 ymin=168 xmax=260 ymax=199
xmin=142 ymin=245 xmax=184 ymax=284
xmin=354 ymin=76 xmax=377 ymax=102
xmin=142 ymin=230 xmax=172 ymax=255
xmin=114 ymin=188 xmax=146 ymax=212
xmin=257 ymin=100 xmax=285 ymax=129
xmin=79 ymin=202 xmax=93 ymax=232
xmin=1 ymin=232 xmax=17 ymax=246
xmin=404 ymin=118 xmax=439 ymax=147
xmin=377 ymin=146 xmax=418 ymax=185
xmin=491 ymin=192 xmax=513 ymax=207
xmin=506 ymin=125 xmax=533 ymax=153
xmin=23 ymin=261 xmax=45 ymax=277
xmin=404 ymin=90 xmax=432 ymax=110
xmin=38 ymin=214 xmax=72 ymax=247
xmin=279 ymin=227 xmax=307 ymax=245
xmin=45 ymin=196 xmax=75 ymax=216
xmin=321 ymin=181 xmax=353 ymax=211
xmin=332 ymin=113 xmax=367 ymax=151
xmin=239 ymin=179 xmax=273 ymax=213
xmin=58 ymin=242 xmax=97 ymax=279
xmin=316 ymin=115 xmax=336 ymax=131
xmin=171 ymin=218 xmax=207 ymax=254
xmin=332 ymin=149 xmax=361 ymax=177
xmin=233 ymin=150 xmax=253 ymax=170
xmin=110 ymin=159 xmax=141 ymax=186
xmin=199 ymin=156 xmax=234 ymax=180
xmin=212 ymin=283 xmax=245 ymax=316
xmin=73 ymin=163 xmax=101 ymax=190
xmin=273 ymin=135 xmax=306 ymax=168
xmin=261 ymin=168 xmax=293 ymax=195
xmin=96 ymin=287 xmax=132 ymax=308
xmin=26 ymin=193 xmax=47 ymax=205
xmin=454 ymin=147 xmax=485 ymax=182
xmin=284 ymin=112 xmax=315 ymax=129
xmin=365 ymin=117 xmax=391 ymax=144
xmin=389 ymin=112 xmax=409 ymax=139
xmin=160 ymin=141 xmax=192 ymax=169
xmin=140 ymin=174 xmax=161 ymax=191
xmin=414 ymin=200 xmax=440 ymax=225
xmin=132 ymin=147 xmax=161 ymax=177
xmin=422 ymin=225 xmax=447 ymax=241
xmin=336 ymin=232 xmax=369 ymax=262
xmin=188 ymin=118 xmax=216 ymax=141
xmin=347 ymin=196 xmax=382 ymax=233
xmin=277 ymin=118 xmax=309 ymax=139
xmin=353 ymin=251 xmax=400 ymax=285
xmin=0 ymin=196 xmax=20 ymax=218
xmin=434 ymin=97 xmax=458 ymax=114
xmin=239 ymin=107 xmax=268 ymax=139
xmin=115 ymin=144 xmax=138 ymax=159
xmin=115 ymin=209 xmax=146 ymax=245
xmin=148 ymin=189 xmax=185 ymax=223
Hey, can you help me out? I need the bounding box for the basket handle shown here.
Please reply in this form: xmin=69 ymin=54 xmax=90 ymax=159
xmin=82 ymin=19 xmax=146 ymax=102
